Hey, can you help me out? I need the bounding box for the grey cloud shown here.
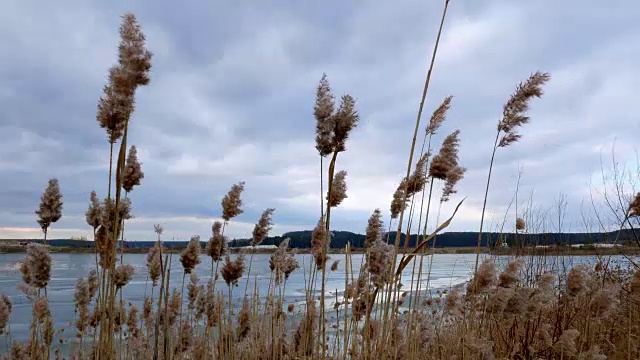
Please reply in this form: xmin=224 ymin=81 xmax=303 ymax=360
xmin=1 ymin=0 xmax=639 ymax=240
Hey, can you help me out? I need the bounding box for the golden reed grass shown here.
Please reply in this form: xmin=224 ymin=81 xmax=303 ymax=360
xmin=4 ymin=3 xmax=640 ymax=360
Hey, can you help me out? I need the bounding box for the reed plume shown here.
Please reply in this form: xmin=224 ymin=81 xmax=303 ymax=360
xmin=498 ymin=71 xmax=551 ymax=148
xmin=405 ymin=152 xmax=430 ymax=194
xmin=113 ymin=264 xmax=135 ymax=289
xmin=390 ymin=182 xmax=409 ymax=220
xmin=115 ymin=13 xmax=153 ymax=92
xmin=85 ymin=191 xmax=102 ymax=232
xmin=96 ymin=80 xmax=129 ymax=145
xmin=236 ymin=296 xmax=251 ymax=339
xmin=474 ymin=71 xmax=550 ymax=277
xmin=0 ymin=294 xmax=11 ymax=335
xmin=24 ymin=243 xmax=52 ymax=289
xmin=206 ymin=221 xmax=226 ymax=263
xmin=146 ymin=242 xmax=162 ymax=286
xmin=628 ymin=192 xmax=640 ymax=217
xmin=35 ymin=178 xmax=63 ymax=242
xmin=222 ymin=181 xmax=246 ymax=222
xmin=441 ymin=165 xmax=465 ymax=202
xmin=330 ymin=95 xmax=359 ymax=153
xmin=330 ymin=260 xmax=339 ymax=272
xmin=425 ymin=95 xmax=453 ymax=136
xmin=314 ymin=73 xmax=335 ymax=157
xmin=365 ymin=209 xmax=384 ymax=249
xmin=180 ymin=235 xmax=202 ymax=274
xmin=327 ymin=170 xmax=348 ymax=207
xmin=269 ymin=239 xmax=299 ymax=285
xmin=366 ymin=239 xmax=395 ymax=288
xmin=429 ymin=130 xmax=461 ymax=180
xmin=121 ymin=145 xmax=144 ymax=193
xmin=221 ymin=255 xmax=246 ymax=287
xmin=252 ymin=208 xmax=275 ymax=246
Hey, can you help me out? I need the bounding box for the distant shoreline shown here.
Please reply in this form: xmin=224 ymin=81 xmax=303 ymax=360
xmin=1 ymin=241 xmax=638 ymax=257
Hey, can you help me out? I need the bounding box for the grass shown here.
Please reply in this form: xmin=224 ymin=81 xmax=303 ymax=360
xmin=2 ymin=3 xmax=640 ymax=360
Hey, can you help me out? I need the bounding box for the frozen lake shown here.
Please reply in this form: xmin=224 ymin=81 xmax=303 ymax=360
xmin=0 ymin=251 xmax=632 ymax=352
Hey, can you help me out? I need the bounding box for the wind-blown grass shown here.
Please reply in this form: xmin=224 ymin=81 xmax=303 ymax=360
xmin=3 ymin=4 xmax=640 ymax=360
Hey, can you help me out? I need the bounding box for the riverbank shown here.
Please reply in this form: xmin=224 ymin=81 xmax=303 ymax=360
xmin=1 ymin=242 xmax=638 ymax=257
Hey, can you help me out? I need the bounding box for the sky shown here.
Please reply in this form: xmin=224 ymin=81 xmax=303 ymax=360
xmin=1 ymin=0 xmax=639 ymax=241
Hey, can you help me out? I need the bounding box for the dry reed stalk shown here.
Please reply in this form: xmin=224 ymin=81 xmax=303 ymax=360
xmin=93 ymin=12 xmax=152 ymax=358
xmin=315 ymin=73 xmax=335 ymax=220
xmin=473 ymin=71 xmax=551 ymax=278
xmin=378 ymin=2 xmax=452 ymax=353
xmin=153 ymin=254 xmax=168 ymax=360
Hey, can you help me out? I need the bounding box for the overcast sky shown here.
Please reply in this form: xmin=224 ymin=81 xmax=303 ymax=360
xmin=1 ymin=0 xmax=639 ymax=241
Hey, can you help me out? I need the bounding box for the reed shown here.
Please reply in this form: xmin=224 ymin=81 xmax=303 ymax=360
xmin=8 ymin=4 xmax=640 ymax=360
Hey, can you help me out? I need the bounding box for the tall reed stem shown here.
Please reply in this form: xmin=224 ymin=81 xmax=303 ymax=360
xmin=381 ymin=4 xmax=451 ymax=346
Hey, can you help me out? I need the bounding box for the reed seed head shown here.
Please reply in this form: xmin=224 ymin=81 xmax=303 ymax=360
xmin=498 ymin=71 xmax=550 ymax=148
xmin=314 ymin=73 xmax=335 ymax=157
xmin=441 ymin=165 xmax=465 ymax=202
xmin=74 ymin=278 xmax=90 ymax=309
xmin=269 ymin=238 xmax=299 ymax=284
xmin=35 ymin=178 xmax=63 ymax=235
xmin=429 ymin=130 xmax=461 ymax=180
xmin=121 ymin=145 xmax=144 ymax=192
xmin=117 ymin=13 xmax=153 ymax=91
xmin=100 ymin=196 xmax=132 ymax=239
xmin=467 ymin=259 xmax=497 ymax=295
xmin=365 ymin=208 xmax=384 ymax=249
xmin=96 ymin=79 xmax=130 ymax=144
xmin=221 ymin=181 xmax=245 ymax=222
xmin=187 ymin=273 xmax=200 ymax=311
xmin=20 ymin=256 xmax=33 ymax=285
xmin=146 ymin=242 xmax=162 ymax=286
xmin=252 ymin=208 xmax=275 ymax=246
xmin=390 ymin=180 xmax=409 ymax=219
xmin=114 ymin=264 xmax=135 ymax=288
xmin=206 ymin=220 xmax=227 ymax=262
xmin=0 ymin=294 xmax=11 ymax=335
xmin=330 ymin=260 xmax=339 ymax=272
xmin=566 ymin=265 xmax=590 ymax=297
xmin=498 ymin=258 xmax=523 ymax=288
xmin=87 ymin=269 xmax=99 ymax=300
xmin=426 ymin=95 xmax=453 ymax=135
xmin=236 ymin=296 xmax=251 ymax=339
xmin=25 ymin=243 xmax=52 ymax=289
xmin=33 ymin=296 xmax=50 ymax=321
xmin=180 ymin=235 xmax=202 ymax=274
xmin=366 ymin=239 xmax=395 ymax=288
xmin=153 ymin=223 xmax=163 ymax=237
xmin=405 ymin=152 xmax=430 ymax=195
xmin=515 ymin=217 xmax=526 ymax=230
xmin=311 ymin=217 xmax=329 ymax=269
xmin=221 ymin=255 xmax=245 ymax=287
xmin=330 ymin=95 xmax=359 ymax=153
xmin=327 ymin=170 xmax=348 ymax=208
xmin=85 ymin=191 xmax=102 ymax=230
xmin=628 ymin=192 xmax=640 ymax=217
xmin=126 ymin=304 xmax=139 ymax=337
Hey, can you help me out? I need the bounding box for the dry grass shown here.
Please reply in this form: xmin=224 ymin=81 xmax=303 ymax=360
xmin=3 ymin=4 xmax=640 ymax=360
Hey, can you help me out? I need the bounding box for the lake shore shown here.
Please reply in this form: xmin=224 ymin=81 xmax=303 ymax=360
xmin=1 ymin=241 xmax=638 ymax=257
